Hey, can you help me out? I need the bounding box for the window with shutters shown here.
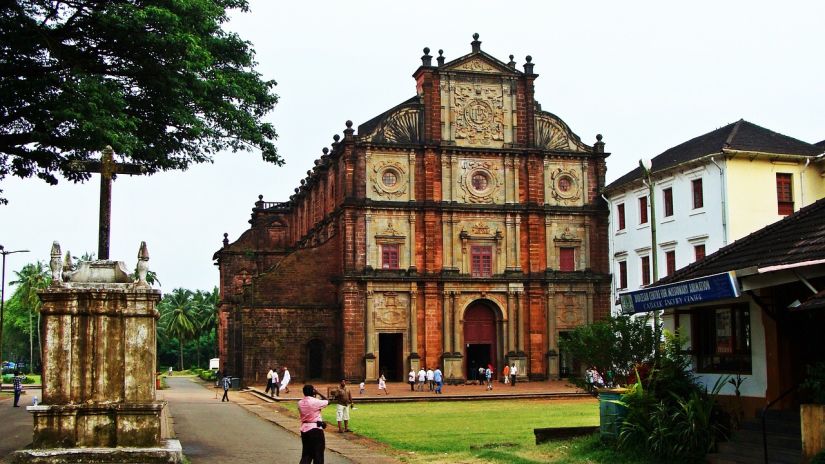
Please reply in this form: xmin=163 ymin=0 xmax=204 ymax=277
xmin=639 ymin=196 xmax=648 ymax=224
xmin=776 ymin=173 xmax=793 ymax=216
xmin=694 ymin=244 xmax=706 ymax=262
xmin=618 ymin=261 xmax=628 ymax=290
xmin=381 ymin=244 xmax=399 ymax=269
xmin=559 ymin=247 xmax=575 ymax=271
xmin=692 ymin=178 xmax=703 ymax=209
xmin=663 ymin=187 xmax=674 ymax=217
xmin=641 ymin=256 xmax=651 ymax=286
xmin=471 ymin=246 xmax=492 ymax=277
xmin=666 ymin=250 xmax=676 ymax=276
xmin=617 ymin=203 xmax=626 ymax=231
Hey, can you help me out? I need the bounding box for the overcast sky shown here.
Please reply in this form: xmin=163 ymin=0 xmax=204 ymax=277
xmin=1 ymin=0 xmax=823 ymax=293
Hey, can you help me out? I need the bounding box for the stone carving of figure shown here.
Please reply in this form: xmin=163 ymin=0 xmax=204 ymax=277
xmin=136 ymin=241 xmax=150 ymax=286
xmin=49 ymin=241 xmax=62 ymax=285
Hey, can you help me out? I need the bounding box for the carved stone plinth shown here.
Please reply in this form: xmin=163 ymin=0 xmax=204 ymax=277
xmin=442 ymin=354 xmax=464 ymax=384
xmin=507 ymin=354 xmax=528 ymax=381
xmin=364 ymin=355 xmax=377 ymax=381
xmin=15 ymin=244 xmax=182 ymax=463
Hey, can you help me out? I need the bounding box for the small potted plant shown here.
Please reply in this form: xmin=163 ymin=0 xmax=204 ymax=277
xmin=801 ymin=362 xmax=825 ymax=462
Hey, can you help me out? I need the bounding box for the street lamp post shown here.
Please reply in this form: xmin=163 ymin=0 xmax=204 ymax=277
xmin=0 ymin=245 xmax=30 ymax=388
xmin=639 ymin=159 xmax=661 ymax=351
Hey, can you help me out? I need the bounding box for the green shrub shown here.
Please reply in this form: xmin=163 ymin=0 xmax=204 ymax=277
xmin=615 ymin=330 xmax=730 ymax=462
xmin=811 ymin=449 xmax=825 ymax=464
xmin=198 ymin=370 xmax=216 ymax=381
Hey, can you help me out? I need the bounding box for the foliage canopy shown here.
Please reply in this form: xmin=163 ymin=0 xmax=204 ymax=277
xmin=0 ymin=0 xmax=279 ymax=203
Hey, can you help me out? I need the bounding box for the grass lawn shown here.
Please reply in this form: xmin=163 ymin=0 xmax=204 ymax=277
xmin=316 ymin=399 xmax=652 ymax=463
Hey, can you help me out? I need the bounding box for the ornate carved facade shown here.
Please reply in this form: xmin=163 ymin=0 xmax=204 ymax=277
xmin=214 ymin=35 xmax=611 ymax=385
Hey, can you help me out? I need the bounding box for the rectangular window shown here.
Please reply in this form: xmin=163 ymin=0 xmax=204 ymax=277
xmin=618 ymin=261 xmax=628 ymax=290
xmin=471 ymin=246 xmax=492 ymax=277
xmin=692 ymin=178 xmax=704 ymax=209
xmin=617 ymin=203 xmax=626 ymax=231
xmin=694 ymin=244 xmax=706 ymax=262
xmin=559 ymin=247 xmax=575 ymax=271
xmin=776 ymin=173 xmax=793 ymax=216
xmin=694 ymin=305 xmax=752 ymax=373
xmin=666 ymin=250 xmax=676 ymax=276
xmin=638 ymin=196 xmax=648 ymax=224
xmin=381 ymin=244 xmax=399 ymax=269
xmin=663 ymin=187 xmax=674 ymax=217
xmin=641 ymin=256 xmax=651 ymax=286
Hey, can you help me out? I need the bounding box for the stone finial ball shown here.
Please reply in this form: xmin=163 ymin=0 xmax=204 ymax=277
xmin=322 ymin=147 xmax=329 ymax=154
xmin=526 ymin=55 xmax=532 ymax=63
xmin=509 ymin=54 xmax=514 ymax=60
xmin=333 ymin=134 xmax=340 ymax=142
xmin=258 ymin=194 xmax=263 ymax=200
xmin=423 ymin=47 xmax=430 ymax=54
xmin=438 ymin=49 xmax=443 ymax=56
xmin=596 ymin=134 xmax=603 ymax=141
xmin=345 ymin=120 xmax=353 ymax=128
xmin=223 ymin=232 xmax=228 ymax=238
xmin=473 ymin=33 xmax=479 ymax=40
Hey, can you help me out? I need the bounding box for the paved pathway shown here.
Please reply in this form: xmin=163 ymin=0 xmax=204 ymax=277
xmin=0 ymin=387 xmax=41 ymax=462
xmin=161 ymin=377 xmax=353 ymax=464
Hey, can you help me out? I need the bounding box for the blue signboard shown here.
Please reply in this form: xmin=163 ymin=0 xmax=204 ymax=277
xmin=619 ymin=271 xmax=740 ymax=314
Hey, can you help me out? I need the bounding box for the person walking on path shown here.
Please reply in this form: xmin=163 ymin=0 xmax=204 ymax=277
xmin=408 ymin=369 xmax=416 ymax=391
xmin=280 ymin=366 xmax=291 ymax=394
xmin=271 ymin=367 xmax=280 ymax=397
xmin=12 ymin=371 xmax=24 ymax=407
xmin=298 ymin=384 xmax=329 ymax=464
xmin=510 ymin=363 xmax=518 ymax=387
xmin=485 ymin=365 xmax=494 ymax=391
xmin=334 ymin=380 xmax=353 ymax=433
xmin=426 ymin=367 xmax=434 ymax=392
xmin=433 ymin=367 xmax=443 ymax=394
xmin=503 ymin=364 xmax=510 ymax=385
xmin=265 ymin=367 xmax=275 ymax=396
xmin=221 ymin=374 xmax=231 ymax=402
xmin=377 ymin=373 xmax=389 ymax=395
xmin=416 ymin=368 xmax=426 ymax=392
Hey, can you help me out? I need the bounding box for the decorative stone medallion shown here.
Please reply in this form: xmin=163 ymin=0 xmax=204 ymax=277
xmin=370 ymin=160 xmax=407 ymax=198
xmin=459 ymin=160 xmax=502 ymax=203
xmin=550 ymin=168 xmax=581 ymax=205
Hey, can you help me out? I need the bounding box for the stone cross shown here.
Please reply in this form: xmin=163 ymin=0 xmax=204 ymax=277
xmin=71 ymin=146 xmax=145 ymax=260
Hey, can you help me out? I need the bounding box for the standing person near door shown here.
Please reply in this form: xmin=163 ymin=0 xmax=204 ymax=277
xmin=335 ymin=379 xmax=353 ymax=433
xmin=503 ymin=364 xmax=510 ymax=385
xmin=408 ymin=369 xmax=416 ymax=391
xmin=510 ymin=363 xmax=518 ymax=387
xmin=417 ymin=367 xmax=426 ymax=391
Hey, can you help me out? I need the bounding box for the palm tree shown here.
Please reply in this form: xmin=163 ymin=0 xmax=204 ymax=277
xmin=159 ymin=288 xmax=196 ymax=371
xmin=9 ymin=262 xmax=51 ymax=374
xmin=191 ymin=288 xmax=219 ymax=367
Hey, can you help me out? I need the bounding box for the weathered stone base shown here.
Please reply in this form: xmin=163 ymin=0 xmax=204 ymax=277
xmin=9 ymin=438 xmax=183 ymax=464
xmin=29 ymin=401 xmax=166 ymax=448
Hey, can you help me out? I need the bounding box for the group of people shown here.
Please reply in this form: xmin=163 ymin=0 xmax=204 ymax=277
xmin=407 ymin=367 xmax=443 ymax=393
xmin=264 ymin=366 xmax=291 ymax=398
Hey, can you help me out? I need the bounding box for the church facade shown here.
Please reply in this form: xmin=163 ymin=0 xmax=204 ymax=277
xmin=214 ymin=35 xmax=612 ymax=385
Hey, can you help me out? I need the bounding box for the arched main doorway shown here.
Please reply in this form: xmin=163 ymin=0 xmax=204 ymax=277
xmin=463 ymin=302 xmax=497 ymax=380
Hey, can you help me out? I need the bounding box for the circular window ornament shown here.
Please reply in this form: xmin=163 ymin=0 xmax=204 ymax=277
xmin=550 ymin=169 xmax=581 ymax=202
xmin=558 ymin=176 xmax=572 ymax=192
xmin=471 ymin=172 xmax=489 ymax=192
xmin=382 ymin=170 xmax=398 ymax=187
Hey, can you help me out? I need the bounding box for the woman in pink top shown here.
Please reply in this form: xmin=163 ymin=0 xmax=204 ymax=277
xmin=298 ymin=384 xmax=329 ymax=463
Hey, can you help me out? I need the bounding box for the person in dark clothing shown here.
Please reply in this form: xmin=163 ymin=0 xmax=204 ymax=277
xmin=221 ymin=374 xmax=231 ymax=402
xmin=12 ymin=371 xmax=24 ymax=407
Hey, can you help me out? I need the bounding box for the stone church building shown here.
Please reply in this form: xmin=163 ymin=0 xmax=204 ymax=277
xmin=214 ymin=35 xmax=612 ymax=385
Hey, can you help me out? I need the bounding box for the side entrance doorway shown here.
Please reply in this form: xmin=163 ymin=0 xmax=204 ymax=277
xmin=464 ymin=301 xmax=497 ymax=380
xmin=378 ymin=333 xmax=404 ymax=381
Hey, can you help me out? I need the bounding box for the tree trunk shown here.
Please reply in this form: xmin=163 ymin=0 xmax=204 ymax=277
xmin=179 ymin=338 xmax=184 ymax=371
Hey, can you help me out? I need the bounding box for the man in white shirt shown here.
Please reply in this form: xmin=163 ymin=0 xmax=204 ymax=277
xmin=265 ymin=367 xmax=275 ymax=396
xmin=426 ymin=368 xmax=434 ymax=392
xmin=416 ymin=368 xmax=426 ymax=392
xmin=280 ymin=366 xmax=291 ymax=394
xmin=271 ymin=368 xmax=280 ymax=398
xmin=510 ymin=363 xmax=518 ymax=387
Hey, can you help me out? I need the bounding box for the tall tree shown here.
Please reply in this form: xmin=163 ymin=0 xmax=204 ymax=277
xmin=159 ymin=288 xmax=196 ymax=370
xmin=0 ymin=0 xmax=280 ymax=204
xmin=9 ymin=262 xmax=51 ymax=373
xmin=191 ymin=288 xmax=217 ymax=367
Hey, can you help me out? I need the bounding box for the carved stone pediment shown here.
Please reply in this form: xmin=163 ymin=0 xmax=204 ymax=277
xmin=535 ymin=112 xmax=591 ymax=152
xmin=362 ymin=107 xmax=421 ymax=144
xmin=374 ymin=292 xmax=408 ymax=329
xmin=444 ymin=54 xmax=518 ymax=75
xmin=556 ymin=292 xmax=585 ymax=328
xmin=453 ymin=84 xmax=504 ymax=147
xmin=554 ymin=226 xmax=581 ymax=242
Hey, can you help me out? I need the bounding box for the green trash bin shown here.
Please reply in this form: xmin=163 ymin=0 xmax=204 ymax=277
xmin=598 ymin=389 xmax=628 ymax=439
xmin=231 ymin=377 xmax=241 ymax=390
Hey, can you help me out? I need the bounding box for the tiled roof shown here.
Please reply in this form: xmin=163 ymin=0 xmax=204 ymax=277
xmin=605 ymin=120 xmax=821 ymax=192
xmin=655 ymin=196 xmax=825 ymax=285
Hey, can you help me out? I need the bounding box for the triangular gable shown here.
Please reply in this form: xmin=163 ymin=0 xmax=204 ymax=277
xmin=442 ymin=51 xmax=521 ymax=76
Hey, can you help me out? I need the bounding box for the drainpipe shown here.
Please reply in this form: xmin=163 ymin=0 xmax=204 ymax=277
xmin=710 ymin=157 xmax=728 ymax=246
xmin=800 ymin=158 xmax=810 ymax=208
xmin=601 ymin=194 xmax=616 ymax=313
